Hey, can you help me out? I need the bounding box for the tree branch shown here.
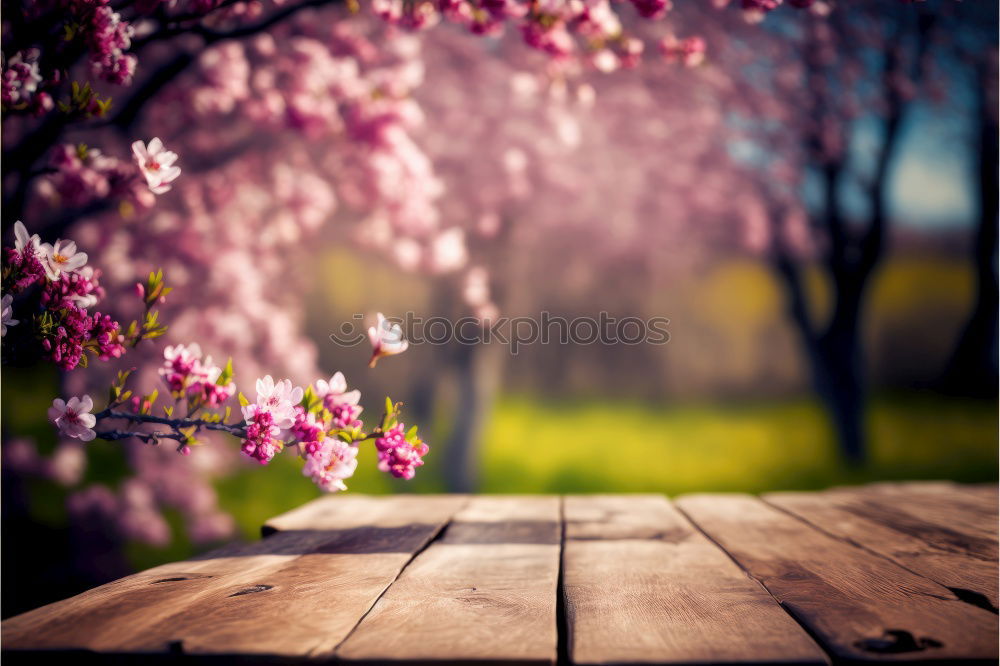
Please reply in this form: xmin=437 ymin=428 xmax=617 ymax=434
xmin=95 ymin=408 xmax=248 ymax=436
xmin=112 ymin=0 xmax=346 ymax=131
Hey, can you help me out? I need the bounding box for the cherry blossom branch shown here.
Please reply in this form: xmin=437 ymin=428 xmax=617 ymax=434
xmin=51 ymin=316 xmax=421 ymax=491
xmin=94 ymin=409 xmax=247 ymax=436
xmin=3 ymin=0 xmax=348 ymax=227
xmin=94 ymin=429 xmax=188 ymax=443
xmin=112 ymin=0 xmax=346 ymax=131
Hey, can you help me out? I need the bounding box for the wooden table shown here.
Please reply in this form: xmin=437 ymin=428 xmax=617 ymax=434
xmin=3 ymin=482 xmax=998 ymax=664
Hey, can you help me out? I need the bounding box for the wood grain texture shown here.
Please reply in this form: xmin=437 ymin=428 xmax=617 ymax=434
xmin=840 ymin=483 xmax=999 ymax=558
xmin=2 ymin=494 xmax=464 ymax=657
xmin=676 ymin=493 xmax=999 ymax=663
xmin=764 ymin=490 xmax=999 ymax=610
xmin=562 ymin=495 xmax=830 ymax=665
xmin=336 ymin=495 xmax=561 ymax=665
xmin=260 ymin=493 xmax=391 ymax=535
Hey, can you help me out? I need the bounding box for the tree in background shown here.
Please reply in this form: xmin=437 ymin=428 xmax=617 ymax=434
xmin=939 ymin=4 xmax=999 ymax=399
xmin=675 ymin=0 xmax=997 ymax=463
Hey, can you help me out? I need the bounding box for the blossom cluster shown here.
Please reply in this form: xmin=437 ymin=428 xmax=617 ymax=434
xmin=38 ymin=139 xmax=180 ymax=211
xmin=235 ymin=367 xmax=424 ymax=493
xmin=41 ymin=144 xmax=150 ymax=210
xmin=375 ymin=423 xmax=428 ymax=480
xmin=1 ymin=50 xmax=53 ymax=115
xmin=66 ymin=0 xmax=138 ymax=85
xmin=139 ymin=27 xmax=459 ymax=281
xmin=1 ymin=0 xmax=137 ymax=117
xmin=49 ymin=344 xmax=427 ymax=494
xmin=366 ymin=0 xmax=809 ymax=69
xmin=159 ymin=343 xmax=236 ymax=407
xmin=2 ymin=222 xmax=126 ymax=370
xmin=240 ymin=368 xmax=428 ymax=492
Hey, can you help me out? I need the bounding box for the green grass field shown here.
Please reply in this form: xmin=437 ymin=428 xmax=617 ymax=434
xmin=478 ymin=394 xmax=998 ymax=495
xmin=209 ymin=393 xmax=997 ymax=541
xmin=5 ymin=383 xmax=996 ymax=571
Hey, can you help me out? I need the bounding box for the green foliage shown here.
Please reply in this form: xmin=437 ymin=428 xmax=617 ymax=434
xmin=480 ymin=395 xmax=999 ymax=495
xmin=56 ymin=84 xmax=112 ymax=117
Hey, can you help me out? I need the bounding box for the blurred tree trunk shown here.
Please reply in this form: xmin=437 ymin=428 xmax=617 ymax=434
xmin=439 ymin=214 xmax=519 ymax=492
xmin=940 ymin=60 xmax=999 ymax=397
xmin=772 ymin=253 xmax=869 ymax=464
xmin=442 ymin=340 xmax=503 ymax=492
xmin=767 ymin=12 xmax=924 ymax=465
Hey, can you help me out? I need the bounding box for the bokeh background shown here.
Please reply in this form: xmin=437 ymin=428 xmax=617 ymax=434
xmin=2 ymin=0 xmax=997 ymax=617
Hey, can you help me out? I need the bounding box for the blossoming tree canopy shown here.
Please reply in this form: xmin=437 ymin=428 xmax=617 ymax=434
xmin=1 ymin=0 xmax=939 ymax=550
xmin=3 ymin=217 xmax=428 ymax=496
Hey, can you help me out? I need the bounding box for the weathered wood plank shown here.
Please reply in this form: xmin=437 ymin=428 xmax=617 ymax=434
xmin=336 ymin=495 xmax=561 ymax=665
xmin=2 ymin=494 xmax=464 ymax=657
xmin=562 ymin=495 xmax=830 ymax=665
xmin=676 ymin=493 xmax=999 ymax=663
xmin=260 ymin=493 xmax=391 ymax=535
xmin=844 ymin=483 xmax=999 ymax=551
xmin=765 ymin=490 xmax=999 ymax=610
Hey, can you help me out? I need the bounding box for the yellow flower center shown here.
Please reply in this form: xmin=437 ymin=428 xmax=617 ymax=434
xmin=54 ymin=253 xmax=69 ymax=264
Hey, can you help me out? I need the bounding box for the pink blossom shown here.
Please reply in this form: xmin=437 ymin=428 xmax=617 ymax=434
xmin=159 ymin=343 xmax=204 ymax=391
xmin=132 ymin=138 xmax=181 ymax=194
xmin=240 ymin=403 xmax=282 ymax=464
xmin=291 ymin=406 xmax=324 ymax=446
xmin=43 ymin=145 xmax=125 ymax=208
xmin=374 ymin=423 xmax=428 ymax=480
xmin=302 ymin=437 xmax=359 ymax=492
xmin=2 ymin=50 xmax=42 ymax=107
xmin=190 ymin=365 xmax=236 ymax=407
xmin=41 ymin=266 xmax=105 ymax=310
xmin=520 ymin=21 xmax=575 ymax=59
xmin=158 ymin=343 xmax=232 ymax=404
xmin=39 ymin=305 xmax=92 ymax=370
xmin=368 ymin=313 xmax=409 ymax=368
xmin=40 ymin=238 xmax=88 ymax=281
xmin=314 ymin=372 xmax=364 ymax=429
xmin=91 ymin=312 xmax=125 ymax=360
xmin=86 ymin=6 xmax=136 ymax=85
xmin=13 ymin=220 xmax=41 ymax=257
xmin=2 ymin=294 xmax=18 ymax=337
xmin=4 ymin=241 xmax=46 ymax=293
xmin=48 ymin=395 xmax=98 ymax=442
xmin=254 ymin=375 xmax=303 ymax=428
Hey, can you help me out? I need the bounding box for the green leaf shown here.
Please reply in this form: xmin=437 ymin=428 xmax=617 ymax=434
xmin=385 ymin=396 xmax=393 ymax=416
xmin=217 ymin=357 xmax=234 ymax=385
xmin=405 ymin=425 xmax=418 ymax=441
xmin=238 ymin=392 xmax=250 ymax=408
